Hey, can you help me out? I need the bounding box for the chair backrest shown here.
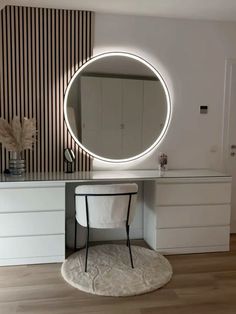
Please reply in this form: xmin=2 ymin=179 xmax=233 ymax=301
xmin=75 ymin=183 xmax=138 ymax=228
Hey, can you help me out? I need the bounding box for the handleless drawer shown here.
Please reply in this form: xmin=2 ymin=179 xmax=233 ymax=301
xmin=0 ymin=187 xmax=65 ymax=212
xmin=0 ymin=211 xmax=65 ymax=237
xmin=156 ymin=226 xmax=229 ymax=249
xmin=156 ymin=183 xmax=231 ymax=206
xmin=156 ymin=204 xmax=231 ymax=228
xmin=0 ymin=234 xmax=65 ymax=260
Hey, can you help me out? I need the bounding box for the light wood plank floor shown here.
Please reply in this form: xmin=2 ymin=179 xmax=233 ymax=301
xmin=0 ymin=236 xmax=236 ymax=314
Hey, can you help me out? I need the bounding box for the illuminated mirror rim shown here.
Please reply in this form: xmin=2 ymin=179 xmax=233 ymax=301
xmin=64 ymin=52 xmax=172 ymax=163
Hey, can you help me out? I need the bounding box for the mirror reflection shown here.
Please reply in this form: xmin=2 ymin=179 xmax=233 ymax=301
xmin=65 ymin=53 xmax=169 ymax=160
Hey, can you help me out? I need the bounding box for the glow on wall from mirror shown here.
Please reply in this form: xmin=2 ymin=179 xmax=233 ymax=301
xmin=64 ymin=52 xmax=172 ymax=162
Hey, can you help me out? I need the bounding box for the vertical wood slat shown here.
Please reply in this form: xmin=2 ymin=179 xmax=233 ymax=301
xmin=7 ymin=7 xmax=12 ymax=124
xmin=27 ymin=7 xmax=33 ymax=172
xmin=15 ymin=7 xmax=20 ymax=129
xmin=52 ymin=9 xmax=56 ymax=173
xmin=31 ymin=8 xmax=37 ymax=172
xmin=0 ymin=11 xmax=3 ymax=120
xmin=0 ymin=5 xmax=93 ymax=173
xmin=59 ymin=9 xmax=64 ymax=172
xmin=39 ymin=7 xmax=44 ymax=172
xmin=0 ymin=9 xmax=5 ymax=168
xmin=63 ymin=9 xmax=67 ymax=162
xmin=35 ymin=8 xmax=40 ymax=172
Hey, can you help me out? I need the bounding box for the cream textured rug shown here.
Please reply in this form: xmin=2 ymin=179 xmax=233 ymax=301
xmin=61 ymin=244 xmax=172 ymax=297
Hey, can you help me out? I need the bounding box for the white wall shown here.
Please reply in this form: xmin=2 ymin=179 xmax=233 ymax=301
xmin=93 ymin=13 xmax=236 ymax=171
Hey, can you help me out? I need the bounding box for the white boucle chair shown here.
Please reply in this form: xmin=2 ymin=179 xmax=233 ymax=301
xmin=74 ymin=183 xmax=138 ymax=272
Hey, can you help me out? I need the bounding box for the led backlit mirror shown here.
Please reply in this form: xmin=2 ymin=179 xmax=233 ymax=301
xmin=64 ymin=52 xmax=171 ymax=162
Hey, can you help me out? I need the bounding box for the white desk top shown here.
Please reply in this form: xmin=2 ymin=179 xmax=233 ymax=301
xmin=0 ymin=169 xmax=231 ymax=188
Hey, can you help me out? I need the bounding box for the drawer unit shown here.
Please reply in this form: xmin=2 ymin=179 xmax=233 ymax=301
xmin=0 ymin=183 xmax=66 ymax=266
xmin=144 ymin=179 xmax=231 ymax=254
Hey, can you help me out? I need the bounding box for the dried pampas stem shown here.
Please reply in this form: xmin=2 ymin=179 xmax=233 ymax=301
xmin=0 ymin=117 xmax=37 ymax=153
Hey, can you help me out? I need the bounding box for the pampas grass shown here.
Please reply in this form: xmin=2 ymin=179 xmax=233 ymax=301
xmin=0 ymin=117 xmax=37 ymax=153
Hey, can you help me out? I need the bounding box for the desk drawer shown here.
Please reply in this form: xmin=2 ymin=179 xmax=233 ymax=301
xmin=156 ymin=226 xmax=229 ymax=249
xmin=0 ymin=211 xmax=65 ymax=237
xmin=0 ymin=187 xmax=65 ymax=212
xmin=156 ymin=183 xmax=231 ymax=206
xmin=0 ymin=234 xmax=65 ymax=260
xmin=156 ymin=204 xmax=231 ymax=228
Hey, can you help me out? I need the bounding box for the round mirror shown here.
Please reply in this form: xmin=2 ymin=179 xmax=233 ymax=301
xmin=64 ymin=52 xmax=171 ymax=162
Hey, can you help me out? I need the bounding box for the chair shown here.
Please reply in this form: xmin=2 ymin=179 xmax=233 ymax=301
xmin=74 ymin=183 xmax=138 ymax=272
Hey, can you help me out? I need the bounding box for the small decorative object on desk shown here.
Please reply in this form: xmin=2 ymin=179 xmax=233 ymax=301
xmin=158 ymin=153 xmax=168 ymax=172
xmin=0 ymin=116 xmax=37 ymax=176
xmin=64 ymin=148 xmax=75 ymax=173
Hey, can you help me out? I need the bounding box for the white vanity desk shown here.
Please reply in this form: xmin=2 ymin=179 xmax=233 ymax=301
xmin=0 ymin=169 xmax=231 ymax=266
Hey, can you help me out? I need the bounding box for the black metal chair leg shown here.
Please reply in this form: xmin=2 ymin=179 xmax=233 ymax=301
xmin=126 ymin=225 xmax=134 ymax=268
xmin=74 ymin=217 xmax=77 ymax=252
xmin=126 ymin=225 xmax=129 ymax=247
xmin=85 ymin=225 xmax=90 ymax=272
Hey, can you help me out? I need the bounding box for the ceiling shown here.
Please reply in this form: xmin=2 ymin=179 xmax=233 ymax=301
xmin=2 ymin=0 xmax=236 ymax=22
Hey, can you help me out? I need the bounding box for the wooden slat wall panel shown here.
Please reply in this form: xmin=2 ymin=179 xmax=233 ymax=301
xmin=0 ymin=5 xmax=93 ymax=173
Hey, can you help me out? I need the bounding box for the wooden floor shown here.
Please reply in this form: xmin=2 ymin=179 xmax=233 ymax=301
xmin=1 ymin=236 xmax=236 ymax=314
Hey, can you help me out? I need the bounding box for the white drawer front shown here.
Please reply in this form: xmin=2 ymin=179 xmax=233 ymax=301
xmin=0 ymin=234 xmax=65 ymax=259
xmin=156 ymin=183 xmax=231 ymax=206
xmin=0 ymin=211 xmax=65 ymax=237
xmin=0 ymin=187 xmax=65 ymax=212
xmin=156 ymin=204 xmax=231 ymax=228
xmin=156 ymin=226 xmax=229 ymax=249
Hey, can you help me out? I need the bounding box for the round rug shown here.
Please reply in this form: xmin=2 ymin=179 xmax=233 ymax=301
xmin=61 ymin=244 xmax=172 ymax=297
